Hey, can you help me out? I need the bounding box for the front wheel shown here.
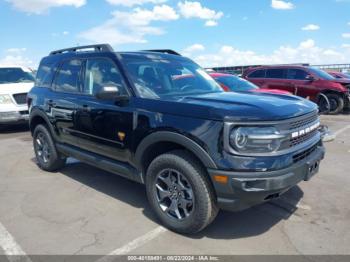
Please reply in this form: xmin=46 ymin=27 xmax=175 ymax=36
xmin=146 ymin=150 xmax=218 ymax=234
xmin=327 ymin=94 xmax=344 ymax=115
xmin=33 ymin=124 xmax=66 ymax=172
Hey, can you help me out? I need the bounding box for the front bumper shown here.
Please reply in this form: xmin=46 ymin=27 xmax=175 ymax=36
xmin=0 ymin=110 xmax=29 ymax=124
xmin=208 ymin=145 xmax=325 ymax=212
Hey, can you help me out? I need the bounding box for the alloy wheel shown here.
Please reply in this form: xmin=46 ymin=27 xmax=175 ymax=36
xmin=35 ymin=132 xmax=51 ymax=163
xmin=155 ymin=169 xmax=194 ymax=220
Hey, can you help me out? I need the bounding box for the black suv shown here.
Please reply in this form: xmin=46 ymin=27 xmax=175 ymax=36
xmin=28 ymin=44 xmax=325 ymax=234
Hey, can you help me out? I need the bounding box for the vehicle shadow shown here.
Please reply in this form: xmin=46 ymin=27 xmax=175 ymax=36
xmin=0 ymin=123 xmax=29 ymax=133
xmin=59 ymin=160 xmax=304 ymax=240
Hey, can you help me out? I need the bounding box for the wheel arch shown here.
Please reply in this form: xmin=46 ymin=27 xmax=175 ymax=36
xmin=29 ymin=108 xmax=54 ymax=136
xmin=135 ymin=131 xmax=217 ymax=179
xmin=319 ymin=89 xmax=347 ymax=99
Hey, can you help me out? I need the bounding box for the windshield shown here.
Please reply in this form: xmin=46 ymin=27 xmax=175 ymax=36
xmin=120 ymin=54 xmax=223 ymax=99
xmin=215 ymin=75 xmax=258 ymax=91
xmin=342 ymin=73 xmax=350 ymax=79
xmin=308 ymin=67 xmax=335 ymax=80
xmin=0 ymin=68 xmax=35 ymax=84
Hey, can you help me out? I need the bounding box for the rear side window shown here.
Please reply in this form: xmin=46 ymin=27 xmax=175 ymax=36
xmin=266 ymin=69 xmax=286 ymax=79
xmin=287 ymin=69 xmax=309 ymax=80
xmin=35 ymin=63 xmax=57 ymax=87
xmin=248 ymin=69 xmax=265 ymax=78
xmin=54 ymin=59 xmax=82 ymax=93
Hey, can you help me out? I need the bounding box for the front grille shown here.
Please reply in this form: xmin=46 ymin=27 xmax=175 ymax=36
xmin=285 ymin=112 xmax=320 ymax=149
xmin=289 ymin=113 xmax=318 ymax=130
xmin=293 ymin=144 xmax=318 ymax=163
xmin=19 ymin=111 xmax=29 ymax=115
xmin=12 ymin=93 xmax=27 ymax=105
xmin=290 ymin=129 xmax=318 ymax=147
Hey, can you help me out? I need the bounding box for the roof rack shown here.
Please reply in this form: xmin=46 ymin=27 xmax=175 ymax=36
xmin=50 ymin=44 xmax=114 ymax=55
xmin=142 ymin=49 xmax=181 ymax=56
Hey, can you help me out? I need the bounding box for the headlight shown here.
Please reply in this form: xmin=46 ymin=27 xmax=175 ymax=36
xmin=229 ymin=126 xmax=285 ymax=154
xmin=0 ymin=95 xmax=13 ymax=105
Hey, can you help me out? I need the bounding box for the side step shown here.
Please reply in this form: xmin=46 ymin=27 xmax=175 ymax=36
xmin=56 ymin=144 xmax=143 ymax=184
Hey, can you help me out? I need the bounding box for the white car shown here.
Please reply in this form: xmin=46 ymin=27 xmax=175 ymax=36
xmin=0 ymin=66 xmax=35 ymax=126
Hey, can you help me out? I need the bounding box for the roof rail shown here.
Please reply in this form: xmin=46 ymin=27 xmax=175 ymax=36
xmin=142 ymin=49 xmax=181 ymax=56
xmin=50 ymin=44 xmax=114 ymax=55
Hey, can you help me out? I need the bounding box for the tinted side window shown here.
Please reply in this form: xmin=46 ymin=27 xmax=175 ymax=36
xmin=248 ymin=69 xmax=265 ymax=78
xmin=266 ymin=69 xmax=286 ymax=79
xmin=54 ymin=59 xmax=82 ymax=93
xmin=35 ymin=63 xmax=57 ymax=87
xmin=83 ymin=58 xmax=127 ymax=96
xmin=287 ymin=69 xmax=309 ymax=80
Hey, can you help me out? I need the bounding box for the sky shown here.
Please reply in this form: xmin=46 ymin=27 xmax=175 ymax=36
xmin=0 ymin=0 xmax=350 ymax=68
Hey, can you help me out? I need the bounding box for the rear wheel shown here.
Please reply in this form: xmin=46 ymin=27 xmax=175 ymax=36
xmin=327 ymin=94 xmax=344 ymax=115
xmin=146 ymin=150 xmax=218 ymax=234
xmin=33 ymin=124 xmax=66 ymax=171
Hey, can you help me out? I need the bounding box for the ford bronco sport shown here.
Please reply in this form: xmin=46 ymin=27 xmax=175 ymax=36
xmin=28 ymin=44 xmax=325 ymax=234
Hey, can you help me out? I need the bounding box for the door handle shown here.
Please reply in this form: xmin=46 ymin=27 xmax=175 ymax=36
xmin=81 ymin=105 xmax=91 ymax=112
xmin=47 ymin=100 xmax=56 ymax=107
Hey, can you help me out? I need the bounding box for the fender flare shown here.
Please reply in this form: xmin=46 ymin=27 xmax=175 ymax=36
xmin=135 ymin=131 xmax=217 ymax=170
xmin=29 ymin=108 xmax=56 ymax=138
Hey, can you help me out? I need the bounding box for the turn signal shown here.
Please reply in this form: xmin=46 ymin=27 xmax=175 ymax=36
xmin=214 ymin=175 xmax=228 ymax=184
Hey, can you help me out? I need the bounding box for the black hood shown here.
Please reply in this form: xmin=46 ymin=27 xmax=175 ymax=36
xmin=134 ymin=92 xmax=318 ymax=122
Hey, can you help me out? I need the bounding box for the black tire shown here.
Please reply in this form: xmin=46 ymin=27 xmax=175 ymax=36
xmin=327 ymin=94 xmax=344 ymax=115
xmin=317 ymin=93 xmax=330 ymax=115
xmin=146 ymin=150 xmax=218 ymax=234
xmin=33 ymin=124 xmax=66 ymax=172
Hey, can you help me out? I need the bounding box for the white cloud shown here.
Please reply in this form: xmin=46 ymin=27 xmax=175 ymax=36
xmin=0 ymin=48 xmax=33 ymax=67
xmin=187 ymin=39 xmax=348 ymax=68
xmin=271 ymin=0 xmax=295 ymax=10
xmin=342 ymin=33 xmax=350 ymax=38
xmin=52 ymin=31 xmax=70 ymax=37
xmin=79 ymin=5 xmax=178 ymax=46
xmin=182 ymin=44 xmax=205 ymax=56
xmin=106 ymin=0 xmax=167 ymax=6
xmin=6 ymin=0 xmax=86 ymax=14
xmin=178 ymin=1 xmax=223 ymax=26
xmin=302 ymin=24 xmax=320 ymax=31
xmin=205 ymin=20 xmax=218 ymax=27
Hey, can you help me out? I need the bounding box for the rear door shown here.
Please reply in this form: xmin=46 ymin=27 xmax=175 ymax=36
xmin=264 ymin=68 xmax=294 ymax=92
xmin=245 ymin=69 xmax=266 ymax=87
xmin=50 ymin=58 xmax=83 ymax=147
xmin=74 ymin=57 xmax=134 ymax=162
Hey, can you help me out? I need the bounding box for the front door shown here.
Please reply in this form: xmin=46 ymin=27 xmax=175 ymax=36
xmin=287 ymin=69 xmax=318 ymax=100
xmin=74 ymin=57 xmax=134 ymax=163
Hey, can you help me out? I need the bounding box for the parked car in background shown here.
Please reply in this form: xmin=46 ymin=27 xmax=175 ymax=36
xmin=243 ymin=65 xmax=350 ymax=114
xmin=28 ymin=44 xmax=325 ymax=234
xmin=0 ymin=66 xmax=35 ymax=127
xmin=327 ymin=71 xmax=350 ymax=80
xmin=210 ymin=73 xmax=291 ymax=95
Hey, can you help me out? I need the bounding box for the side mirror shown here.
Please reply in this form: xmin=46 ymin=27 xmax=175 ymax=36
xmin=96 ymin=86 xmax=120 ymax=100
xmin=305 ymin=75 xmax=315 ymax=81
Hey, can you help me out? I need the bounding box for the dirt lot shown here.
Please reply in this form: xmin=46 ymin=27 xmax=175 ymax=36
xmin=0 ymin=114 xmax=349 ymax=259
